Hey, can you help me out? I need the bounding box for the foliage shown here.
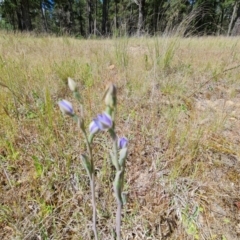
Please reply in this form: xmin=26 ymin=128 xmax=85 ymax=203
xmin=0 ymin=0 xmax=240 ymax=36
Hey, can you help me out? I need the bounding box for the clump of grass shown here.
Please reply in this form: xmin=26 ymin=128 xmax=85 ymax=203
xmin=114 ymin=37 xmax=129 ymax=70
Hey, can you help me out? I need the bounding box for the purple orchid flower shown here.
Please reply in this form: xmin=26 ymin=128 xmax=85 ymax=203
xmin=89 ymin=112 xmax=113 ymax=134
xmin=58 ymin=99 xmax=74 ymax=116
xmin=97 ymin=112 xmax=113 ymax=129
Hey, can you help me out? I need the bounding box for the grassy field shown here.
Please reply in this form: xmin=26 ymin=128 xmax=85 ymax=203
xmin=0 ymin=32 xmax=240 ymax=240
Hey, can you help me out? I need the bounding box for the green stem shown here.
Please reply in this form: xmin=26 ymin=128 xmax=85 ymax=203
xmin=78 ymin=117 xmax=98 ymax=240
xmin=107 ymin=96 xmax=124 ymax=239
xmin=90 ymin=175 xmax=98 ymax=240
xmin=116 ymin=202 xmax=122 ymax=240
xmin=110 ymin=116 xmax=122 ymax=239
xmin=110 ymin=130 xmax=120 ymax=172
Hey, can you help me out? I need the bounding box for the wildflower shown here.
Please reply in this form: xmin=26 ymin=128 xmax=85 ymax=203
xmin=58 ymin=99 xmax=74 ymax=116
xmin=68 ymin=77 xmax=77 ymax=92
xmin=97 ymin=112 xmax=113 ymax=129
xmin=89 ymin=112 xmax=113 ymax=134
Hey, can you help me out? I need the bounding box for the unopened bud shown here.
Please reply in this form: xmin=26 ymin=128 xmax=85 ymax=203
xmin=58 ymin=99 xmax=74 ymax=116
xmin=68 ymin=77 xmax=77 ymax=92
xmin=118 ymin=137 xmax=128 ymax=149
xmin=104 ymin=83 xmax=117 ymax=108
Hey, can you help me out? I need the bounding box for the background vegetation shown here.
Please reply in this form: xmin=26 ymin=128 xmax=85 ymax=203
xmin=0 ymin=31 xmax=240 ymax=239
xmin=1 ymin=0 xmax=240 ymax=37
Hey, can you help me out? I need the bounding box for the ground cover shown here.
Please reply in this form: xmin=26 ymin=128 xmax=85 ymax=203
xmin=0 ymin=32 xmax=240 ymax=239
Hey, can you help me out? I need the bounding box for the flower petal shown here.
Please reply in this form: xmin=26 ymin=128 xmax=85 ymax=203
xmin=89 ymin=120 xmax=100 ymax=134
xmin=97 ymin=112 xmax=112 ymax=129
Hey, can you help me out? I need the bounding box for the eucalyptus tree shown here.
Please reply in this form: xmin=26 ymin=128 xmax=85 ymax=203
xmin=228 ymin=0 xmax=240 ymax=35
xmin=0 ymin=0 xmax=53 ymax=31
xmin=0 ymin=0 xmax=32 ymax=31
xmin=0 ymin=0 xmax=240 ymax=36
xmin=132 ymin=0 xmax=146 ymax=36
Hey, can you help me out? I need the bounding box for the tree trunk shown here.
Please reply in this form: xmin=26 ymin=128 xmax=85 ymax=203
xmin=134 ymin=0 xmax=145 ymax=36
xmin=152 ymin=0 xmax=161 ymax=33
xmin=114 ymin=0 xmax=118 ymax=31
xmin=79 ymin=3 xmax=84 ymax=36
xmin=20 ymin=0 xmax=32 ymax=31
xmin=11 ymin=12 xmax=17 ymax=31
xmin=68 ymin=0 xmax=74 ymax=32
xmin=87 ymin=0 xmax=93 ymax=35
xmin=231 ymin=1 xmax=240 ymax=35
xmin=40 ymin=0 xmax=48 ymax=32
xmin=94 ymin=0 xmax=97 ymax=35
xmin=102 ymin=0 xmax=107 ymax=35
xmin=13 ymin=0 xmax=23 ymax=31
xmin=228 ymin=0 xmax=238 ymax=36
xmin=218 ymin=6 xmax=224 ymax=35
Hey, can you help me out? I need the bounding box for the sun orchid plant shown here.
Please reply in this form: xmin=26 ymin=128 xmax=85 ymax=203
xmin=58 ymin=77 xmax=128 ymax=240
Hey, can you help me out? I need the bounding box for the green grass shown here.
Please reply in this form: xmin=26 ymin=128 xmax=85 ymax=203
xmin=0 ymin=32 xmax=240 ymax=239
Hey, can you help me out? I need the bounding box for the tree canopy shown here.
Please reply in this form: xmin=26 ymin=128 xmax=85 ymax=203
xmin=0 ymin=0 xmax=240 ymax=36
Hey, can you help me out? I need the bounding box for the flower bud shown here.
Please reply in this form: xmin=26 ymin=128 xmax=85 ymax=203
xmin=118 ymin=137 xmax=128 ymax=149
xmin=68 ymin=77 xmax=77 ymax=92
xmin=58 ymin=99 xmax=74 ymax=116
xmin=104 ymin=83 xmax=116 ymax=108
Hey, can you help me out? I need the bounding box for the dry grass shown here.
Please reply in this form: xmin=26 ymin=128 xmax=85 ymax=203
xmin=0 ymin=31 xmax=240 ymax=240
